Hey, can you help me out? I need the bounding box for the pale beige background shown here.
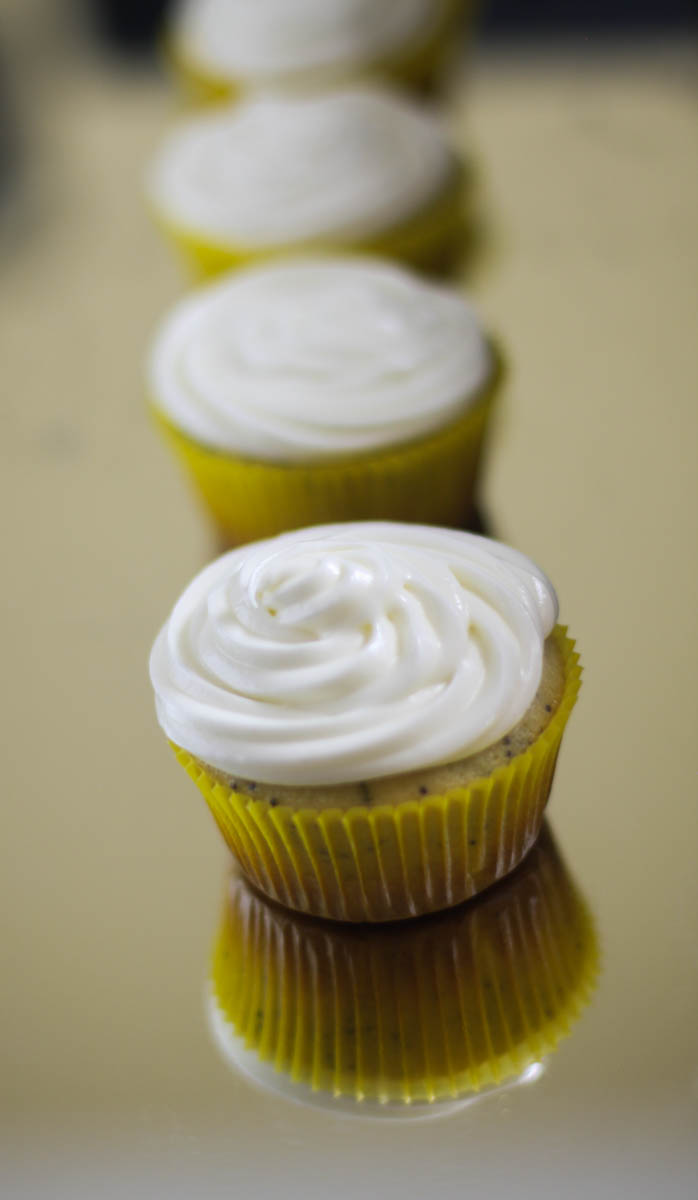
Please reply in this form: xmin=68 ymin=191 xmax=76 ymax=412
xmin=1 ymin=11 xmax=696 ymax=1199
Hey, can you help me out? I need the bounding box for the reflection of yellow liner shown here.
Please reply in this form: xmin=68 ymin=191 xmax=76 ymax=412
xmin=150 ymin=163 xmax=469 ymax=281
xmin=165 ymin=2 xmax=474 ymax=108
xmin=174 ymin=627 xmax=581 ymax=923
xmin=152 ymin=342 xmax=502 ymax=548
xmin=210 ymin=824 xmax=598 ymax=1107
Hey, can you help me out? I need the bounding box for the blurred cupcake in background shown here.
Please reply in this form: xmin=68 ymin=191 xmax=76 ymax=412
xmin=208 ymin=825 xmax=598 ymax=1113
xmin=146 ymin=88 xmax=470 ymax=277
xmin=147 ymin=256 xmax=502 ymax=545
xmin=166 ymin=0 xmax=472 ymax=104
xmin=150 ymin=522 xmax=582 ymax=921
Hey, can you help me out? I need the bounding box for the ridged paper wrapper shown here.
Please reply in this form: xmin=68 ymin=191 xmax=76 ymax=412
xmin=173 ymin=626 xmax=581 ymax=922
xmin=208 ymin=823 xmax=598 ymax=1109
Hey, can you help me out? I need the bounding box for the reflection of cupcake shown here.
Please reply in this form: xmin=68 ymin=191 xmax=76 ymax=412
xmin=150 ymin=523 xmax=582 ymax=921
xmin=209 ymin=825 xmax=598 ymax=1112
xmin=167 ymin=0 xmax=469 ymax=103
xmin=148 ymin=256 xmax=502 ymax=545
xmin=146 ymin=88 xmax=467 ymax=278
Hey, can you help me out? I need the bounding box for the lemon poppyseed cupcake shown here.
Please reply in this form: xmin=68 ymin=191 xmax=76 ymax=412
xmin=209 ymin=825 xmax=598 ymax=1113
xmin=148 ymin=256 xmax=502 ymax=546
xmin=167 ymin=0 xmax=470 ymax=104
xmin=146 ymin=88 xmax=467 ymax=277
xmin=150 ymin=522 xmax=582 ymax=922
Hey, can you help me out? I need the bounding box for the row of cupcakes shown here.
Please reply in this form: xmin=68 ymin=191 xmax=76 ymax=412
xmin=147 ymin=1 xmax=581 ymax=919
xmin=145 ymin=1 xmax=590 ymax=1109
xmin=148 ymin=7 xmax=487 ymax=539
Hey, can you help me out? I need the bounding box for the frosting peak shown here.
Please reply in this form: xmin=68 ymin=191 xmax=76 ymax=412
xmin=149 ymin=257 xmax=491 ymax=460
xmin=150 ymin=524 xmax=559 ymax=785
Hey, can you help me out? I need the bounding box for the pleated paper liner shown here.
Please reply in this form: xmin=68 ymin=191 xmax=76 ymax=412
xmin=152 ymin=340 xmax=503 ymax=549
xmin=173 ymin=626 xmax=581 ymax=923
xmin=163 ymin=1 xmax=474 ymax=108
xmin=209 ymin=1009 xmax=547 ymax=1120
xmin=149 ymin=162 xmax=470 ymax=281
xmin=208 ymin=823 xmax=599 ymax=1112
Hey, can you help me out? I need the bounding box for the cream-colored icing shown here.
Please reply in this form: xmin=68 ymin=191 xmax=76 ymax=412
xmin=173 ymin=0 xmax=448 ymax=84
xmin=149 ymin=257 xmax=491 ymax=460
xmin=150 ymin=523 xmax=559 ymax=785
xmin=146 ymin=89 xmax=453 ymax=248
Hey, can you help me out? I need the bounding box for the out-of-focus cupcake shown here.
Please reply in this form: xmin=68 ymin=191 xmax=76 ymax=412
xmin=167 ymin=0 xmax=471 ymax=104
xmin=146 ymin=88 xmax=468 ymax=277
xmin=148 ymin=256 xmax=502 ymax=546
xmin=209 ymin=824 xmax=598 ymax=1112
xmin=150 ymin=522 xmax=582 ymax=921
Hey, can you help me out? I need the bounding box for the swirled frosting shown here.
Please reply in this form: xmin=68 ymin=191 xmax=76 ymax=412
xmin=173 ymin=0 xmax=447 ymax=84
xmin=147 ymin=89 xmax=453 ymax=247
xmin=149 ymin=257 xmax=491 ymax=460
xmin=150 ymin=523 xmax=558 ymax=785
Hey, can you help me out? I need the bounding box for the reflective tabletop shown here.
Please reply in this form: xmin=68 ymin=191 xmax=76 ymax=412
xmin=2 ymin=19 xmax=696 ymax=1200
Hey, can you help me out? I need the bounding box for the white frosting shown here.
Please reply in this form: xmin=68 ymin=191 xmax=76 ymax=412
xmin=173 ymin=0 xmax=447 ymax=84
xmin=147 ymin=89 xmax=453 ymax=248
xmin=149 ymin=257 xmax=491 ymax=461
xmin=150 ymin=523 xmax=559 ymax=785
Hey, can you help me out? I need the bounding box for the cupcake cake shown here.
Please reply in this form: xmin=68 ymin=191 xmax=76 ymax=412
xmin=150 ymin=522 xmax=582 ymax=921
xmin=148 ymin=256 xmax=502 ymax=545
xmin=209 ymin=825 xmax=598 ymax=1112
xmin=146 ymin=88 xmax=467 ymax=277
xmin=167 ymin=0 xmax=469 ymax=103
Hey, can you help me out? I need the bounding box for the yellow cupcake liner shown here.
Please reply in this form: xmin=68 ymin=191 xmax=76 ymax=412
xmin=152 ymin=341 xmax=502 ymax=548
xmin=173 ymin=626 xmax=582 ymax=923
xmin=209 ymin=823 xmax=598 ymax=1108
xmin=164 ymin=2 xmax=475 ymax=108
xmin=150 ymin=162 xmax=470 ymax=281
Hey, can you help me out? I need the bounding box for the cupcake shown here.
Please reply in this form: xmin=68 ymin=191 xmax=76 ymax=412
xmin=167 ymin=0 xmax=470 ymax=104
xmin=148 ymin=256 xmax=502 ymax=546
xmin=150 ymin=522 xmax=582 ymax=922
xmin=146 ymin=88 xmax=467 ymax=277
xmin=209 ymin=825 xmax=598 ymax=1112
